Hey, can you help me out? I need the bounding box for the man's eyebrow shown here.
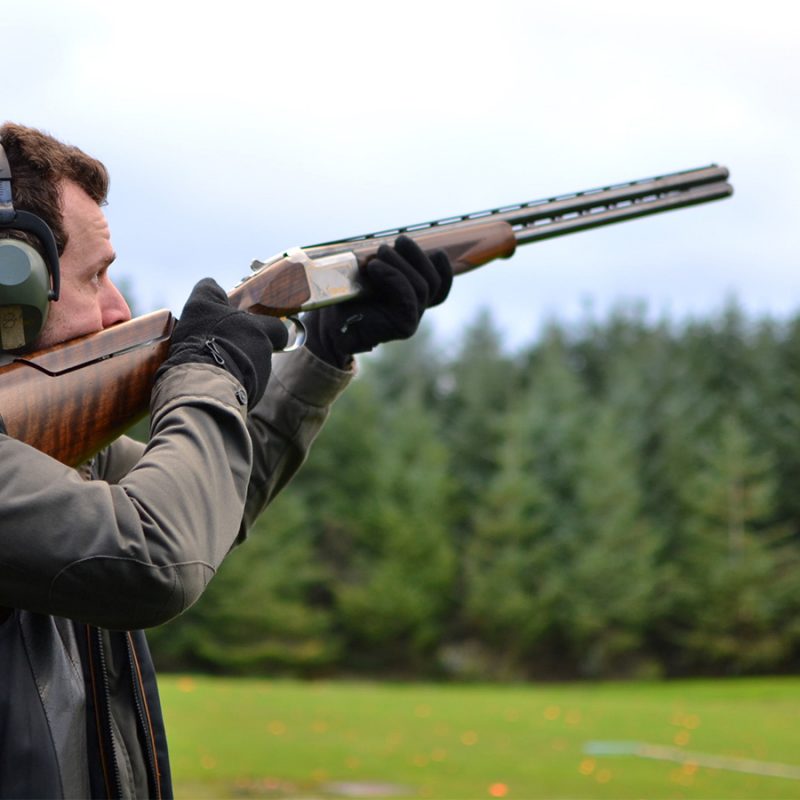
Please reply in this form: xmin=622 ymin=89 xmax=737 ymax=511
xmin=82 ymin=251 xmax=116 ymax=275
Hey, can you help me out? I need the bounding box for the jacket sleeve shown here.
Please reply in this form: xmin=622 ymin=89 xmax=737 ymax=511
xmin=0 ymin=363 xmax=255 ymax=630
xmin=97 ymin=347 xmax=353 ymax=538
xmin=239 ymin=345 xmax=353 ymax=535
xmin=94 ymin=433 xmax=146 ymax=484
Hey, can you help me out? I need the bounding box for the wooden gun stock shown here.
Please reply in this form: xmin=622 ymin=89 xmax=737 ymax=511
xmin=0 ymin=311 xmax=174 ymax=466
xmin=0 ymin=165 xmax=732 ymax=466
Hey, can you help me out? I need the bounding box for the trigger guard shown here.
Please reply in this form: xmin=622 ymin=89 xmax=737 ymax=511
xmin=279 ymin=316 xmax=306 ymax=352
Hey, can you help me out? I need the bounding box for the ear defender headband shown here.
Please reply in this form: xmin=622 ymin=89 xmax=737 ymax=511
xmin=0 ymin=141 xmax=60 ymax=351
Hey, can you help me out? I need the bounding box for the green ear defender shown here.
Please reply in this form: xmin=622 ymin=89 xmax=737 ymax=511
xmin=0 ymin=239 xmax=53 ymax=350
xmin=0 ymin=141 xmax=61 ymax=351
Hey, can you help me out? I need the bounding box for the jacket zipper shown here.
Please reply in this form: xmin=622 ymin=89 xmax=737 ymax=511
xmin=126 ymin=633 xmax=162 ymax=799
xmin=86 ymin=626 xmax=124 ymax=799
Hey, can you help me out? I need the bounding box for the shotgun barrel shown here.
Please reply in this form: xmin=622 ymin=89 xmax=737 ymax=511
xmin=307 ymin=165 xmax=732 ymax=251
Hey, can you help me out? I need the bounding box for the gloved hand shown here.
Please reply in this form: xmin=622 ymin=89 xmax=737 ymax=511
xmin=304 ymin=235 xmax=452 ymax=369
xmin=156 ymin=278 xmax=289 ymax=409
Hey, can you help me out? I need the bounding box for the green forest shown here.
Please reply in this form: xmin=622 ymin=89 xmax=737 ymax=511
xmin=147 ymin=302 xmax=800 ymax=681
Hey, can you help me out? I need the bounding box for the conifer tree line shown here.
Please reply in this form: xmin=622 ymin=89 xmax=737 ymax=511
xmin=147 ymin=302 xmax=800 ymax=680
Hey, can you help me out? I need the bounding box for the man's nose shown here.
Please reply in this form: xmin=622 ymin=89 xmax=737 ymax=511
xmin=102 ymin=281 xmax=133 ymax=328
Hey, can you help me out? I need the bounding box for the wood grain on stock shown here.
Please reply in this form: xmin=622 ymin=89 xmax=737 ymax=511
xmin=0 ymin=310 xmax=174 ymax=467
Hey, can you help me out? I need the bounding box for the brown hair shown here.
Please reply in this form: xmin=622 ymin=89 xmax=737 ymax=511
xmin=0 ymin=122 xmax=109 ymax=255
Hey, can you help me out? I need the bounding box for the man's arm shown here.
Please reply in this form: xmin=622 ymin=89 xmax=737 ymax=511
xmin=0 ymin=362 xmax=254 ymax=629
xmin=94 ymin=346 xmax=354 ymax=540
xmin=240 ymin=345 xmax=353 ymax=533
xmin=0 ymin=279 xmax=288 ymax=629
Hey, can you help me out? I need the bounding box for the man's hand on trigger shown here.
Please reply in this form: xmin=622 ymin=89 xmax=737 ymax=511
xmin=156 ymin=278 xmax=288 ymax=408
xmin=304 ymin=235 xmax=453 ymax=369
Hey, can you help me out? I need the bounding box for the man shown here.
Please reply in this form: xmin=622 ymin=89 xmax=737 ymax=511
xmin=0 ymin=123 xmax=452 ymax=798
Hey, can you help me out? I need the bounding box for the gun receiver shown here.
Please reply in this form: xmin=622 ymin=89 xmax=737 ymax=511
xmin=1 ymin=165 xmax=732 ymax=466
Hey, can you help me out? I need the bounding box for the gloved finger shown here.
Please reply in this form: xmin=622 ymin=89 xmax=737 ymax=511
xmin=362 ymin=255 xmax=420 ymax=319
xmin=213 ymin=308 xmax=291 ymax=352
xmin=183 ymin=277 xmax=229 ymax=311
xmin=428 ymin=250 xmax=453 ymax=307
xmin=174 ymin=278 xmax=232 ymax=342
xmin=253 ymin=312 xmax=290 ymax=351
xmin=394 ymin=235 xmax=444 ymax=306
xmin=369 ymin=243 xmax=430 ymax=309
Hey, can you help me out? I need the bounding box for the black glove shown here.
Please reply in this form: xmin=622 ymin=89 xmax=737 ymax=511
xmin=304 ymin=235 xmax=452 ymax=369
xmin=156 ymin=278 xmax=289 ymax=409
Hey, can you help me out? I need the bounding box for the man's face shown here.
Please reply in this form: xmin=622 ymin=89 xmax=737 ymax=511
xmin=35 ymin=180 xmax=131 ymax=349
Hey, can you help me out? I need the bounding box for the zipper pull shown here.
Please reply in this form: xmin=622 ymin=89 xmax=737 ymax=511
xmin=204 ymin=338 xmax=226 ymax=366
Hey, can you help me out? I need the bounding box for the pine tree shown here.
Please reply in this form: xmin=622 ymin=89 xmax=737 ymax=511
xmin=333 ymin=381 xmax=456 ymax=673
xmin=294 ymin=350 xmax=456 ymax=674
xmin=565 ymin=401 xmax=661 ymax=677
xmin=666 ymin=413 xmax=799 ymax=673
xmin=463 ymin=329 xmax=589 ymax=677
xmin=438 ymin=310 xmax=519 ymax=542
xmin=463 ymin=394 xmax=561 ymax=678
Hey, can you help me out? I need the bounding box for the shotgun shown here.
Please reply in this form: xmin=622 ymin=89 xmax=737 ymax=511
xmin=0 ymin=165 xmax=732 ymax=466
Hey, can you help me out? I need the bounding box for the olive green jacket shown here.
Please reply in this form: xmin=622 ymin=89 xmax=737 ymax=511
xmin=0 ymin=346 xmax=351 ymax=627
xmin=0 ymin=346 xmax=351 ymax=798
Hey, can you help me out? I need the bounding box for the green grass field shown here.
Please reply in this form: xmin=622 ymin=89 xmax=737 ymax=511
xmin=159 ymin=675 xmax=800 ymax=799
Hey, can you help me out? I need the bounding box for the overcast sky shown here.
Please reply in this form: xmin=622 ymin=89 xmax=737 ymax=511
xmin=4 ymin=0 xmax=799 ymax=350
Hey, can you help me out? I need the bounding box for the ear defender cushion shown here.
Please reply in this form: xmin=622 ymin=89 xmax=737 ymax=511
xmin=0 ymin=239 xmax=51 ymax=350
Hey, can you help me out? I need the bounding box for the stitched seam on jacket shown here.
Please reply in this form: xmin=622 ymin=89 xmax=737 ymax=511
xmin=19 ymin=616 xmax=67 ymax=798
xmin=48 ymin=558 xmax=215 ymax=621
xmin=50 ymin=555 xmax=216 ymax=577
xmin=52 ymin=619 xmax=85 ymax=683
